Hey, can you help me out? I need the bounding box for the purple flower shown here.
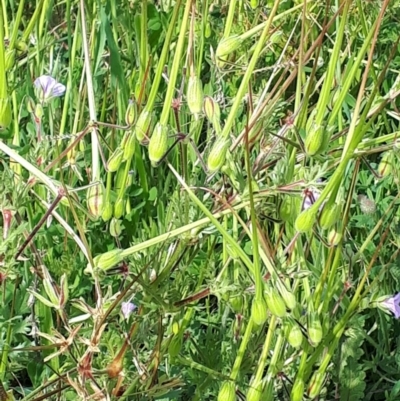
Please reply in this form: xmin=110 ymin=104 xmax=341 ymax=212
xmin=380 ymin=293 xmax=400 ymax=318
xmin=121 ymin=301 xmax=136 ymax=319
xmin=34 ymin=75 xmax=66 ymax=102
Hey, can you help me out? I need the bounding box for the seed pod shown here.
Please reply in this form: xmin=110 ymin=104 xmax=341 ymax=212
xmin=207 ymin=137 xmax=230 ymax=173
xmin=305 ymin=125 xmax=324 ymax=156
xmin=251 ymin=298 xmax=268 ymax=326
xmin=148 ymin=122 xmax=168 ymax=166
xmin=218 ymin=381 xmax=236 ymax=401
xmin=122 ymin=130 xmax=136 ymax=161
xmin=87 ymin=182 xmax=104 ymax=219
xmin=168 ymin=334 xmax=183 ymax=358
xmin=101 ymin=201 xmax=113 ymax=222
xmin=290 ymin=378 xmax=305 ymax=401
xmin=114 ymin=198 xmax=125 ymax=219
xmin=5 ymin=50 xmax=15 ymax=71
xmin=0 ymin=98 xmax=12 ymax=130
xmin=205 ymin=21 xmax=211 ymax=38
xmin=327 ymin=228 xmax=342 ymax=246
xmin=246 ymin=380 xmax=263 ymax=401
xmin=216 ymin=35 xmax=242 ymax=59
xmin=378 ymin=151 xmax=393 ymax=177
xmin=93 ymin=249 xmax=123 ymax=271
xmin=230 ymin=294 xmax=243 ymax=313
xmin=125 ymin=99 xmax=137 ymax=126
xmin=264 ymin=286 xmax=286 ymax=318
xmin=135 ymin=110 xmax=151 ymax=143
xmin=284 ymin=317 xmax=303 ymax=349
xmin=295 ymin=208 xmax=318 ymax=233
xmin=187 ymin=75 xmax=204 ymax=116
xmin=307 ymin=371 xmax=325 ymax=399
xmin=319 ymin=203 xmax=339 ymax=230
xmin=307 ymin=312 xmax=322 ymax=347
xmin=107 ymin=147 xmax=124 ymax=172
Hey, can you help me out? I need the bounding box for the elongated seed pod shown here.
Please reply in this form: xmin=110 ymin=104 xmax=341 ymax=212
xmin=110 ymin=218 xmax=122 ymax=237
xmin=168 ymin=334 xmax=183 ymax=358
xmin=107 ymin=147 xmax=124 ymax=172
xmin=207 ymin=137 xmax=230 ymax=173
xmin=135 ymin=110 xmax=151 ymax=143
xmin=148 ymin=122 xmax=168 ymax=166
xmin=218 ymin=381 xmax=235 ymax=401
xmin=187 ymin=75 xmax=204 ymax=116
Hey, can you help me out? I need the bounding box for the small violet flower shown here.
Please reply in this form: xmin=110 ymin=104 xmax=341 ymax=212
xmin=121 ymin=301 xmax=137 ymax=320
xmin=380 ymin=293 xmax=400 ymax=319
xmin=34 ymin=75 xmax=66 ymax=103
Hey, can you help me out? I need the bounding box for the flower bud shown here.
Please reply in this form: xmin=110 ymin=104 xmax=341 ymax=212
xmin=305 ymin=125 xmax=324 ymax=156
xmin=327 ymin=228 xmax=342 ymax=246
xmin=122 ymin=130 xmax=136 ymax=161
xmin=207 ymin=137 xmax=230 ymax=173
xmin=290 ymin=378 xmax=305 ymax=401
xmin=378 ymin=151 xmax=393 ymax=178
xmin=148 ymin=122 xmax=168 ymax=166
xmin=319 ymin=203 xmax=339 ymax=230
xmin=109 ymin=218 xmax=122 ymax=237
xmin=2 ymin=209 xmax=12 ymax=240
xmin=307 ymin=371 xmax=325 ymax=399
xmin=187 ymin=75 xmax=204 ymax=116
xmin=26 ymin=96 xmax=35 ymax=113
xmin=34 ymin=103 xmax=44 ymax=120
xmin=87 ymin=182 xmax=104 ymax=219
xmin=5 ymin=50 xmax=15 ymax=71
xmin=107 ymin=147 xmax=124 ymax=172
xmin=0 ymin=98 xmax=12 ymax=130
xmin=264 ymin=286 xmax=286 ymax=318
xmin=168 ymin=334 xmax=183 ymax=358
xmin=135 ymin=110 xmax=151 ymax=143
xmin=216 ymin=35 xmax=242 ymax=59
xmin=251 ymin=298 xmax=268 ymax=326
xmin=125 ymin=99 xmax=137 ymax=126
xmin=295 ymin=208 xmax=318 ymax=233
xmin=246 ymin=380 xmax=262 ymax=401
xmin=204 ymin=96 xmax=220 ymax=122
xmin=114 ymin=198 xmax=125 ymax=219
xmin=276 ymin=281 xmax=296 ymax=310
xmin=307 ymin=312 xmax=322 ymax=347
xmin=218 ymin=381 xmax=236 ymax=401
xmin=284 ymin=317 xmax=303 ymax=349
xmin=101 ymin=201 xmax=113 ymax=222
xmin=93 ymin=249 xmax=123 ymax=270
